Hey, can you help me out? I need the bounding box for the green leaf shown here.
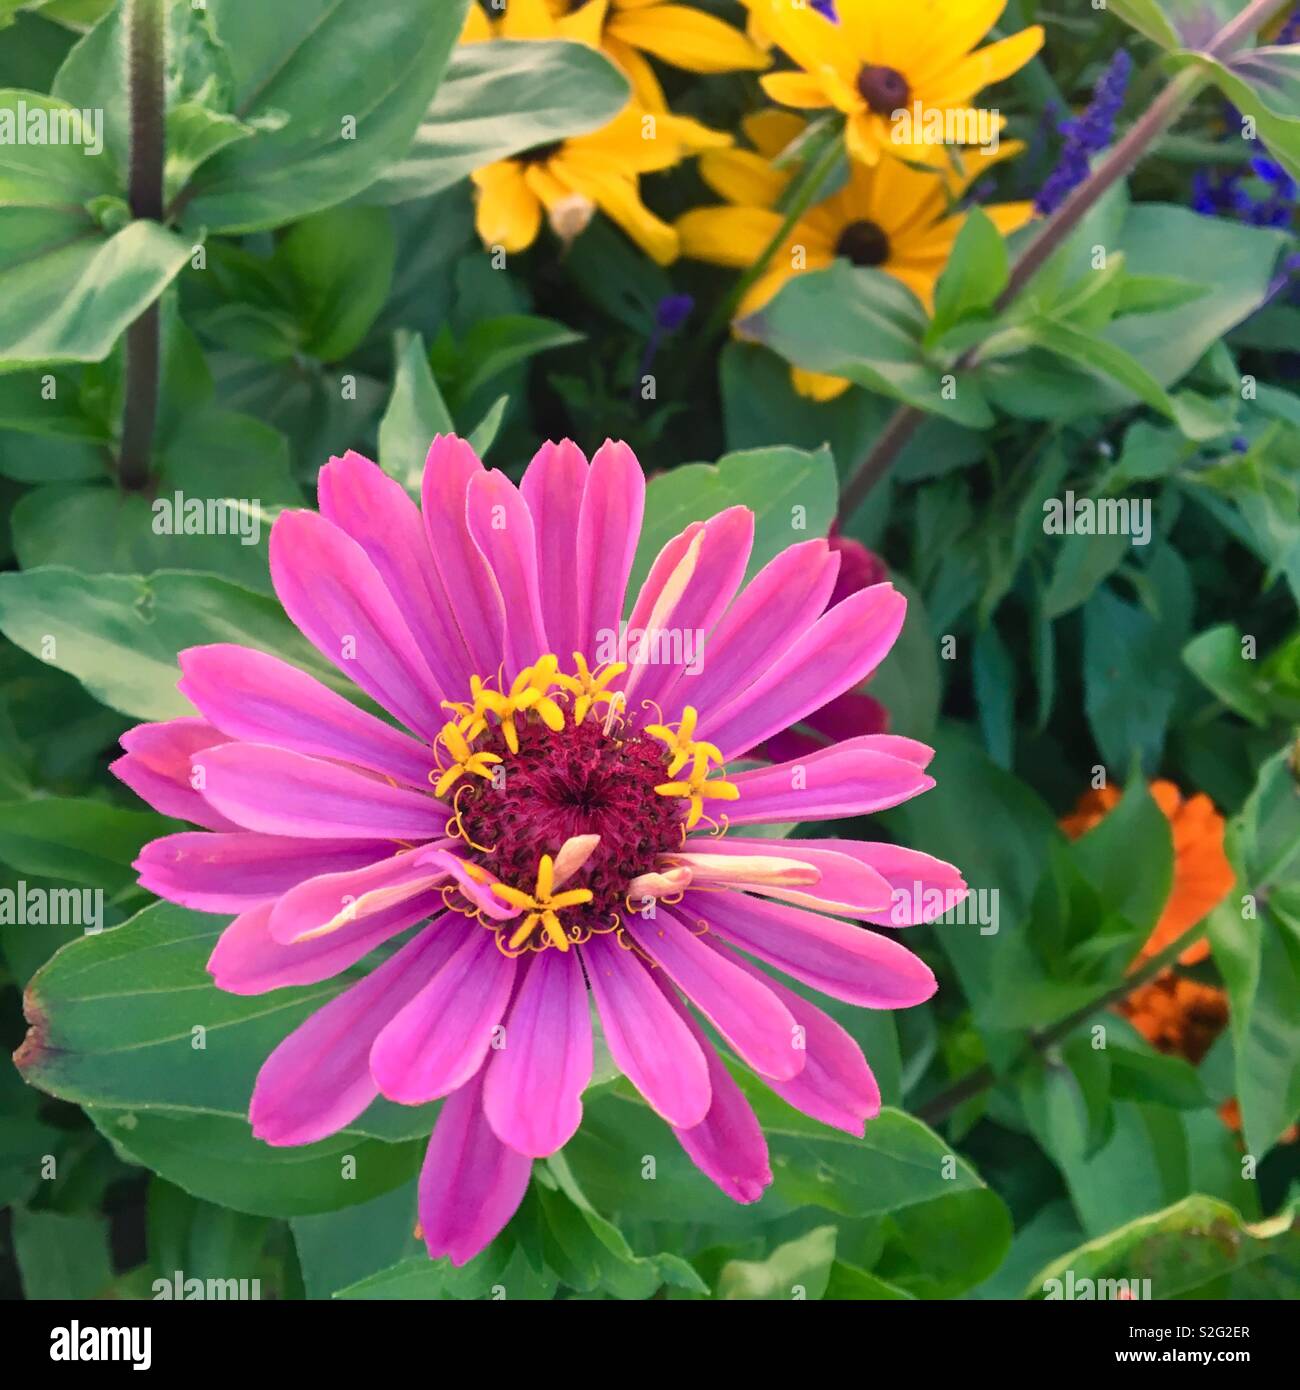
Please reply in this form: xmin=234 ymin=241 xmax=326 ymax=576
xmin=12 ymin=1207 xmax=112 ymax=1299
xmin=565 ymin=1084 xmax=1009 ymax=1246
xmin=444 ymin=314 xmax=582 ymax=407
xmin=926 ymin=208 xmax=1009 ymax=349
xmin=275 ymin=206 xmax=396 ymax=362
xmin=0 ymin=566 xmax=360 ymax=722
xmin=1041 ymin=530 xmax=1134 ymax=619
xmin=1067 ymin=779 xmax=1174 ymax=942
xmin=1183 ymin=623 xmax=1272 ymax=726
xmin=11 ymin=409 xmax=301 ymax=595
xmin=866 ymin=574 xmax=940 ymax=742
xmin=291 ymin=1179 xmax=424 ymax=1298
xmin=90 ymin=1106 xmax=422 ymax=1218
xmin=716 ymin=1225 xmax=836 ymax=1300
xmin=15 ymin=898 xmax=436 ymax=1146
xmin=1028 ymin=1195 xmax=1300 ymax=1299
xmin=1106 ymin=0 xmax=1181 ymax=48
xmin=174 ymin=0 xmax=470 ymax=233
xmin=1082 ymin=577 xmax=1188 ymax=773
xmin=628 ymin=444 xmax=838 ymax=602
xmin=0 ymin=93 xmax=191 ymax=368
xmin=740 ymin=261 xmax=995 ymax=429
xmin=1024 ymin=319 xmax=1176 ymax=418
xmin=1209 ymin=749 xmax=1300 ymax=1154
xmin=1170 ymin=45 xmax=1300 ymax=182
xmin=0 ymin=796 xmax=169 ymax=890
xmin=1108 ymin=1044 xmax=1210 ymax=1110
xmin=364 ymin=39 xmax=631 ymax=204
xmin=377 ymin=331 xmax=453 ymax=495
xmin=537 ymin=1156 xmax=707 ymax=1298
xmin=972 ymin=621 xmax=1014 ymax=767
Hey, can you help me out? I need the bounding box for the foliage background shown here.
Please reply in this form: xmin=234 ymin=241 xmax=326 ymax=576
xmin=0 ymin=0 xmax=1298 ymax=1299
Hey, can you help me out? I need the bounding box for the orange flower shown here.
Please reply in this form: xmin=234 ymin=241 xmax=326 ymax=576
xmin=1116 ymin=971 xmax=1229 ymax=1065
xmin=1059 ymin=780 xmax=1234 ymax=966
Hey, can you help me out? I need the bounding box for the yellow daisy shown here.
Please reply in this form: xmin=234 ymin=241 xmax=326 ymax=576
xmin=471 ymin=104 xmax=681 ymax=263
xmin=471 ymin=0 xmax=769 ymax=150
xmin=677 ymin=111 xmax=1033 ymax=398
xmin=742 ymin=0 xmax=1044 ymax=167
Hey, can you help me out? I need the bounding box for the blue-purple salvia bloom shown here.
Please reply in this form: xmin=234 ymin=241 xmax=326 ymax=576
xmin=1035 ymin=50 xmax=1133 ymax=216
xmin=635 ymin=293 xmax=695 ymax=398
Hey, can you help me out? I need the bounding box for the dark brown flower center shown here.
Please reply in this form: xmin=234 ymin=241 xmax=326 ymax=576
xmin=856 ymin=64 xmax=910 ymax=115
xmin=835 ymin=219 xmax=891 ymax=267
xmin=517 ymin=140 xmax=563 ymax=166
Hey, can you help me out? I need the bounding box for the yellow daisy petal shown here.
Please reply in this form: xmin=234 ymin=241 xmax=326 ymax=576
xmin=473 ymin=161 xmax=542 ymax=253
xmin=923 ymin=27 xmax=1046 ymax=108
xmin=698 ymin=147 xmax=789 ymax=209
xmin=677 ymin=205 xmax=784 ymax=268
xmin=761 ymin=70 xmax=836 ymax=110
xmin=791 ymin=367 xmax=853 ymax=401
xmin=607 ymin=3 xmax=770 ymax=73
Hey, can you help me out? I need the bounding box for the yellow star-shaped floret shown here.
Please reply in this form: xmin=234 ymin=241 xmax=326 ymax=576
xmin=646 ymin=705 xmax=723 ymax=778
xmin=555 ymin=652 xmax=627 ymax=725
xmin=433 ymin=721 xmax=502 ymax=798
xmin=656 ymin=746 xmax=739 ymax=830
xmin=491 ymin=853 xmax=594 ymax=952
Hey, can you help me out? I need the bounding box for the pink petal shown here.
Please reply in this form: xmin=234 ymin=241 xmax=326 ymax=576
xmin=266 ymin=846 xmax=460 ymax=944
xmin=678 ymin=836 xmax=893 ymax=918
xmin=715 ymin=943 xmax=881 ymax=1134
xmin=208 ymin=899 xmax=452 ymax=995
xmin=695 ymin=889 xmax=937 ymax=1008
xmin=318 ymin=449 xmax=477 ymax=698
xmin=654 ymin=975 xmax=772 ymax=1202
xmin=663 ymin=538 xmax=840 ymax=721
xmin=178 ymin=643 xmax=435 ymax=788
xmin=197 ymin=743 xmax=448 ymax=840
xmin=269 ymin=509 xmax=446 ymax=740
xmin=112 ymin=718 xmax=239 ymax=830
xmin=728 ymin=746 xmax=934 ymax=824
xmin=622 ymin=506 xmax=754 ymax=711
xmin=576 ymin=440 xmax=645 ymax=658
xmin=370 ymin=927 xmax=516 ymax=1104
xmin=420 ymin=435 xmax=507 ymax=680
xmin=520 ymin=439 xmax=589 ymax=663
xmin=627 ymin=908 xmax=802 ymax=1081
xmin=482 ymin=950 xmax=591 ymax=1157
xmin=135 ymin=831 xmax=392 ymax=911
xmin=249 ymin=921 xmax=457 ymax=1146
xmin=418 ymin=1067 xmax=532 ymax=1266
xmin=466 ymin=469 xmax=549 ymax=677
xmin=582 ymin=932 xmax=710 ymax=1128
xmin=795 ymin=839 xmax=969 ymax=926
xmin=701 ymin=583 xmax=907 ymax=760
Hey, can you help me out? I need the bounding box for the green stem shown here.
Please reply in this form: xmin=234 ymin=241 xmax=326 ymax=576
xmin=836 ymin=0 xmax=1293 ymax=523
xmin=699 ymin=125 xmax=845 ymax=345
xmin=116 ymin=0 xmax=166 ymax=493
xmin=916 ymin=917 xmax=1213 ymax=1126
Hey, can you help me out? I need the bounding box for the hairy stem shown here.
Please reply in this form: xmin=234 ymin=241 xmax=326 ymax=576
xmin=837 ymin=0 xmax=1292 ymax=522
xmin=116 ymin=0 xmax=166 ymax=493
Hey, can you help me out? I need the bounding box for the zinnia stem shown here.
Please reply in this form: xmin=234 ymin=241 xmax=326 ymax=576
xmin=916 ymin=917 xmax=1214 ymax=1126
xmin=837 ymin=0 xmax=1293 ymax=523
xmin=117 ymin=0 xmax=167 ymax=493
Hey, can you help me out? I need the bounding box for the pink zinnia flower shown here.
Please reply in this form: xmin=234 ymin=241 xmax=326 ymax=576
xmin=114 ymin=436 xmax=965 ymax=1266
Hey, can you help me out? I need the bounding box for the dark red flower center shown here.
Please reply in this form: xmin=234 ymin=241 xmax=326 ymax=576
xmin=856 ymin=64 xmax=910 ymax=114
xmin=457 ymin=714 xmax=686 ymax=933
